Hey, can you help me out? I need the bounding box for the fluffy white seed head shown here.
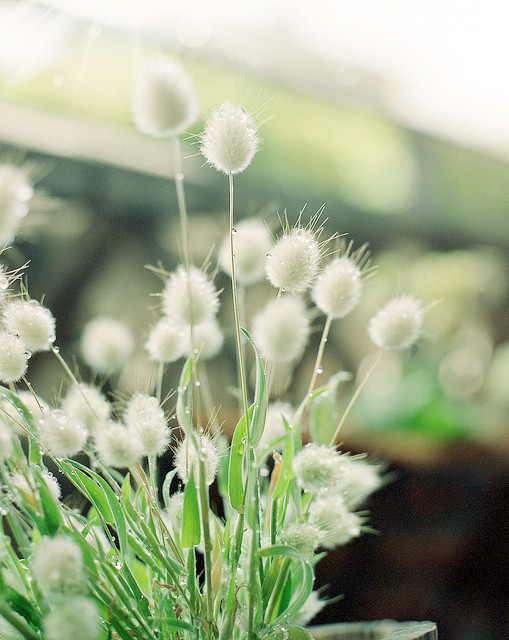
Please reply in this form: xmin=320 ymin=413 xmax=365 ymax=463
xmin=0 ymin=164 xmax=33 ymax=247
xmin=337 ymin=456 xmax=383 ymax=509
xmin=43 ymin=596 xmax=100 ymax=640
xmin=257 ymin=401 xmax=293 ymax=455
xmin=32 ymin=535 xmax=85 ymax=594
xmin=0 ymin=422 xmax=13 ymax=462
xmin=3 ymin=300 xmax=55 ymax=352
xmin=266 ymin=228 xmax=322 ymax=293
xmin=61 ymin=384 xmax=110 ymax=435
xmin=124 ymin=393 xmax=170 ymax=456
xmin=81 ymin=317 xmax=134 ymax=374
xmin=201 ymin=102 xmax=259 ymax=174
xmin=131 ymin=55 xmax=198 ymax=137
xmin=368 ymin=295 xmax=424 ymax=350
xmin=145 ymin=318 xmax=185 ymax=363
xmin=162 ymin=265 xmax=219 ymax=326
xmin=312 ymin=256 xmax=362 ymax=318
xmin=308 ymin=495 xmax=363 ymax=549
xmin=292 ymin=443 xmax=342 ymax=493
xmin=281 ymin=522 xmax=320 ymax=559
xmin=94 ymin=421 xmax=141 ymax=468
xmin=252 ymin=295 xmax=309 ymax=364
xmin=13 ymin=468 xmax=61 ymax=501
xmin=162 ymin=491 xmax=185 ymax=534
xmin=218 ymin=219 xmax=272 ymax=285
xmin=39 ymin=409 xmax=88 ymax=458
xmin=294 ymin=591 xmax=327 ymax=627
xmin=183 ymin=318 xmax=224 ymax=359
xmin=0 ymin=332 xmax=28 ymax=383
xmin=174 ymin=434 xmax=219 ymax=486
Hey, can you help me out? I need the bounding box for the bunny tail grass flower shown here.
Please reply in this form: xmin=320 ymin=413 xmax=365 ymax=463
xmin=131 ymin=55 xmax=199 ymax=138
xmin=312 ymin=256 xmax=363 ymax=318
xmin=80 ymin=317 xmax=134 ymax=374
xmin=0 ymin=392 xmax=48 ymax=434
xmin=308 ymin=495 xmax=363 ymax=549
xmin=252 ymin=295 xmax=310 ymax=363
xmin=201 ymin=102 xmax=259 ymax=175
xmin=368 ymin=295 xmax=424 ymax=350
xmin=257 ymin=401 xmax=293 ymax=454
xmin=174 ymin=434 xmax=219 ymax=486
xmin=61 ymin=383 xmax=111 ymax=435
xmin=2 ymin=299 xmax=55 ymax=352
xmin=266 ymin=227 xmax=322 ymax=293
xmin=0 ymin=331 xmax=28 ymax=383
xmin=124 ymin=392 xmax=170 ymax=456
xmin=94 ymin=421 xmax=141 ymax=468
xmin=338 ymin=455 xmax=384 ymax=509
xmin=0 ymin=164 xmax=33 ymax=247
xmin=32 ymin=535 xmax=85 ymax=594
xmin=39 ymin=409 xmax=88 ymax=458
xmin=145 ymin=317 xmax=185 ymax=363
xmin=281 ymin=522 xmax=321 ymax=559
xmin=218 ymin=219 xmax=272 ymax=285
xmin=43 ymin=596 xmax=100 ymax=640
xmin=163 ymin=265 xmax=219 ymax=326
xmin=162 ymin=491 xmax=185 ymax=533
xmin=292 ymin=443 xmax=342 ymax=493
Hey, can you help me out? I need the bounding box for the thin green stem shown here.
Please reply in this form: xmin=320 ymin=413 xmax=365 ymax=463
xmin=198 ymin=458 xmax=215 ymax=640
xmin=306 ymin=315 xmax=332 ymax=400
xmin=329 ymin=348 xmax=383 ymax=446
xmin=173 ymin=137 xmax=191 ymax=271
xmin=228 ymin=172 xmax=250 ymax=436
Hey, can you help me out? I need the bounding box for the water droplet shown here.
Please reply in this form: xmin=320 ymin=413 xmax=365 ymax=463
xmin=175 ymin=172 xmax=185 ymax=182
xmin=315 ymin=367 xmax=323 ymax=374
xmin=232 ymin=227 xmax=238 ymax=235
xmin=260 ymin=468 xmax=269 ymax=477
xmin=53 ymin=346 xmax=60 ymax=353
xmin=195 ymin=380 xmax=201 ymax=387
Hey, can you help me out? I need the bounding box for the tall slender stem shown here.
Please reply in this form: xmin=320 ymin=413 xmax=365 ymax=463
xmin=228 ymin=173 xmax=250 ymax=435
xmin=198 ymin=459 xmax=214 ymax=640
xmin=173 ymin=137 xmax=191 ymax=271
xmin=306 ymin=315 xmax=332 ymax=398
xmin=329 ymin=348 xmax=383 ymax=446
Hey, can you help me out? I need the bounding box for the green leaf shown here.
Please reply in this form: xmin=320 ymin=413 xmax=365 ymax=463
xmin=0 ymin=386 xmax=41 ymax=465
xmin=241 ymin=328 xmax=268 ymax=447
xmin=286 ymin=626 xmax=314 ymax=640
xmin=259 ymin=545 xmax=314 ymax=627
xmin=228 ymin=405 xmax=254 ymax=512
xmin=181 ymin=469 xmax=201 ymax=548
xmin=32 ymin=466 xmax=61 ymax=535
xmin=309 ymin=371 xmax=352 ymax=445
xmin=271 ymin=417 xmax=295 ymax=500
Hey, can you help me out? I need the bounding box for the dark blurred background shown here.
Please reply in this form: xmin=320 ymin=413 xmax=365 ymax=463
xmin=1 ymin=2 xmax=508 ymax=639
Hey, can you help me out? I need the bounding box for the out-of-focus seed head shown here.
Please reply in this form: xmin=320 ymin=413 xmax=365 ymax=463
xmin=131 ymin=55 xmax=199 ymax=137
xmin=0 ymin=331 xmax=28 ymax=383
xmin=94 ymin=421 xmax=141 ymax=468
xmin=368 ymin=295 xmax=423 ymax=350
xmin=145 ymin=318 xmax=185 ymax=363
xmin=61 ymin=384 xmax=110 ymax=436
xmin=124 ymin=393 xmax=170 ymax=457
xmin=162 ymin=265 xmax=219 ymax=326
xmin=183 ymin=318 xmax=224 ymax=359
xmin=80 ymin=317 xmax=134 ymax=375
xmin=218 ymin=219 xmax=272 ymax=285
xmin=0 ymin=164 xmax=33 ymax=247
xmin=312 ymin=256 xmax=362 ymax=318
xmin=39 ymin=409 xmax=88 ymax=458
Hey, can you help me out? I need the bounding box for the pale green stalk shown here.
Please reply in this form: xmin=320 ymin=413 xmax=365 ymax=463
xmin=198 ymin=459 xmax=214 ymax=640
xmin=306 ymin=315 xmax=332 ymax=399
xmin=329 ymin=347 xmax=383 ymax=446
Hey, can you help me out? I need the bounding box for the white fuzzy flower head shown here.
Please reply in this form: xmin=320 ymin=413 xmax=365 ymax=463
xmin=308 ymin=495 xmax=363 ymax=549
xmin=0 ymin=392 xmax=47 ymax=435
xmin=95 ymin=421 xmax=141 ymax=468
xmin=0 ymin=332 xmax=28 ymax=383
xmin=3 ymin=300 xmax=55 ymax=352
xmin=131 ymin=55 xmax=198 ymax=137
xmin=124 ymin=393 xmax=170 ymax=456
xmin=312 ymin=256 xmax=363 ymax=318
xmin=145 ymin=318 xmax=185 ymax=363
xmin=219 ymin=219 xmax=272 ymax=285
xmin=201 ymin=102 xmax=259 ymax=175
xmin=292 ymin=443 xmax=342 ymax=493
xmin=162 ymin=491 xmax=185 ymax=534
xmin=252 ymin=295 xmax=309 ymax=364
xmin=183 ymin=318 xmax=224 ymax=359
xmin=257 ymin=401 xmax=293 ymax=454
xmin=174 ymin=434 xmax=219 ymax=486
xmin=43 ymin=596 xmax=100 ymax=640
xmin=13 ymin=468 xmax=61 ymax=501
xmin=16 ymin=390 xmax=49 ymax=422
xmin=162 ymin=265 xmax=219 ymax=326
xmin=61 ymin=384 xmax=110 ymax=435
xmin=266 ymin=228 xmax=322 ymax=293
xmin=337 ymin=456 xmax=383 ymax=509
xmin=39 ymin=409 xmax=88 ymax=458
xmin=32 ymin=535 xmax=84 ymax=594
xmin=0 ymin=164 xmax=33 ymax=247
xmin=0 ymin=422 xmax=13 ymax=462
xmin=81 ymin=317 xmax=134 ymax=374
xmin=294 ymin=591 xmax=327 ymax=627
xmin=281 ymin=522 xmax=320 ymax=559
xmin=368 ymin=295 xmax=424 ymax=350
